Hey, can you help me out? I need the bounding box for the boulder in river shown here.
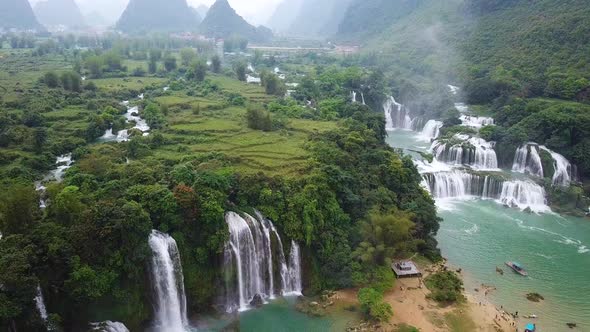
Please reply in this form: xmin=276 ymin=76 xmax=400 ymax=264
xmin=250 ymin=294 xmax=264 ymax=307
xmin=526 ymin=292 xmax=544 ymax=302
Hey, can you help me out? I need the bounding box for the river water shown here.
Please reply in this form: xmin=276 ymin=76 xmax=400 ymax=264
xmin=386 ymin=129 xmax=590 ymax=331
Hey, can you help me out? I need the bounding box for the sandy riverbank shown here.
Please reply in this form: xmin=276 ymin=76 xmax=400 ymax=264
xmin=334 ymin=264 xmax=519 ymax=331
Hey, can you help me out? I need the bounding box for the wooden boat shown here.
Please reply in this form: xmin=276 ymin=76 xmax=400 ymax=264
xmin=505 ymin=261 xmax=528 ymax=276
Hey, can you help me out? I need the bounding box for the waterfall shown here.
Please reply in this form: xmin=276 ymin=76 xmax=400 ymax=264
xmin=430 ymin=135 xmax=498 ymax=170
xmin=424 ymin=172 xmax=549 ymax=213
xmin=361 ymin=92 xmax=366 ymax=105
xmin=125 ymin=106 xmax=150 ymax=133
xmin=448 ymin=85 xmax=460 ymax=95
xmin=498 ymin=180 xmax=549 ymax=213
xmin=34 ymin=285 xmax=48 ymax=322
xmin=99 ymin=128 xmax=116 ymax=141
xmin=419 ymin=120 xmax=443 ymax=142
xmin=90 ymin=321 xmax=130 ymax=332
xmin=148 ymin=230 xmax=188 ymax=332
xmin=51 ymin=154 xmax=73 ymax=182
xmin=351 ymin=91 xmax=357 ymax=103
xmin=225 ymin=212 xmax=264 ymax=311
xmin=224 ymin=211 xmax=302 ymax=312
xmin=424 ymin=171 xmax=486 ymax=199
xmin=539 ymin=146 xmax=572 ymax=187
xmin=469 ymin=137 xmax=498 ymax=170
xmin=460 ymin=115 xmax=495 ymax=128
xmin=512 ymin=144 xmax=544 ymax=178
xmin=454 ymin=103 xmax=469 ymax=113
xmin=383 ymin=96 xmax=413 ymax=130
xmin=284 ymin=241 xmax=302 ymax=296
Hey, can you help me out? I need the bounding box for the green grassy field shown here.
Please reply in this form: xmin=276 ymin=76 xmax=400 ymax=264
xmin=0 ymin=48 xmax=337 ymax=178
xmin=91 ymin=77 xmax=168 ymax=91
xmin=0 ymin=50 xmax=71 ymax=101
xmin=150 ymin=95 xmax=336 ymax=176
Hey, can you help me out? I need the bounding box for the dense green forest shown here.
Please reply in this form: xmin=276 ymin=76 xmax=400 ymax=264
xmin=0 ymin=33 xmax=438 ymax=330
xmin=333 ymin=0 xmax=590 ymax=185
xmin=1 ymin=0 xmax=590 ymax=330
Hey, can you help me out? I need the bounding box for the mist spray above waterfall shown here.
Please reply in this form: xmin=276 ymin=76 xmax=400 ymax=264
xmin=224 ymin=211 xmax=303 ymax=312
xmin=148 ymin=230 xmax=188 ymax=332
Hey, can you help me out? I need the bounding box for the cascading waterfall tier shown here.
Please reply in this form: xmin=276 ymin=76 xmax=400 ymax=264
xmin=460 ymin=115 xmax=495 ymax=128
xmin=102 ymin=101 xmax=151 ymax=143
xmin=148 ymin=230 xmax=188 ymax=332
xmin=430 ymin=134 xmax=498 ymax=170
xmin=512 ymin=144 xmax=574 ymax=186
xmin=383 ymin=96 xmax=420 ymax=130
xmin=224 ymin=211 xmax=303 ymax=313
xmin=423 ymin=172 xmax=549 ymax=213
xmin=90 ymin=321 xmax=130 ymax=332
xmin=419 ymin=120 xmax=443 ymax=142
xmin=539 ymin=146 xmax=572 ymax=187
xmin=512 ymin=144 xmax=544 ymax=177
xmin=498 ymin=180 xmax=549 ymax=213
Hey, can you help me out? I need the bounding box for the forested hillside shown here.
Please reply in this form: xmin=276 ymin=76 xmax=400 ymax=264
xmin=337 ymin=0 xmax=420 ymax=38
xmin=462 ymin=0 xmax=590 ymax=103
xmin=331 ymin=0 xmax=590 ymax=181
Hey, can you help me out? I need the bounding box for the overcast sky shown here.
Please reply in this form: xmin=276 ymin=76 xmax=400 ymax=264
xmin=28 ymin=0 xmax=283 ymax=25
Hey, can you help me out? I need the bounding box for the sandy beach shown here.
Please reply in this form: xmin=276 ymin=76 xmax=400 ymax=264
xmin=335 ymin=263 xmax=519 ymax=331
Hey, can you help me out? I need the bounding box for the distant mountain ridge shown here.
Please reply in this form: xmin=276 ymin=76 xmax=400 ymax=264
xmin=34 ymin=0 xmax=86 ymax=28
xmin=336 ymin=0 xmax=421 ymax=38
xmin=287 ymin=0 xmax=354 ymax=37
xmin=200 ymin=0 xmax=272 ymax=42
xmin=266 ymin=0 xmax=303 ymax=33
xmin=116 ymin=0 xmax=198 ymax=33
xmin=0 ymin=0 xmax=42 ymax=30
xmin=195 ymin=4 xmax=209 ymax=18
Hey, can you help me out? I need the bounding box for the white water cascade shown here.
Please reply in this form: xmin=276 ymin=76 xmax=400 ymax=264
xmin=430 ymin=135 xmax=498 ymax=170
xmin=448 ymin=84 xmax=460 ymax=95
xmin=383 ymin=96 xmax=415 ymax=130
xmin=498 ymin=180 xmax=549 ymax=213
xmin=351 ymin=91 xmax=357 ymax=103
xmin=460 ymin=115 xmax=495 ymax=128
xmin=512 ymin=144 xmax=544 ymax=178
xmin=419 ymin=120 xmax=443 ymax=142
xmin=423 ymin=172 xmax=549 ymax=213
xmin=285 ymin=241 xmax=303 ymax=295
xmin=34 ymin=285 xmax=48 ymax=322
xmin=224 ymin=211 xmax=302 ymax=312
xmin=539 ymin=146 xmax=573 ymax=187
xmin=99 ymin=128 xmax=117 ymax=141
xmin=52 ymin=154 xmax=74 ymax=182
xmin=90 ymin=321 xmax=130 ymax=332
xmin=148 ymin=231 xmax=188 ymax=332
xmin=102 ymin=102 xmax=151 ymax=143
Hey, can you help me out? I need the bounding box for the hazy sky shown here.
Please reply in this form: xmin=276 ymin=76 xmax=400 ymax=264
xmin=28 ymin=0 xmax=283 ymax=25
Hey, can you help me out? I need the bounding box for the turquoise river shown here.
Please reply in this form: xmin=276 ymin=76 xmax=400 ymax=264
xmin=387 ymin=129 xmax=590 ymax=331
